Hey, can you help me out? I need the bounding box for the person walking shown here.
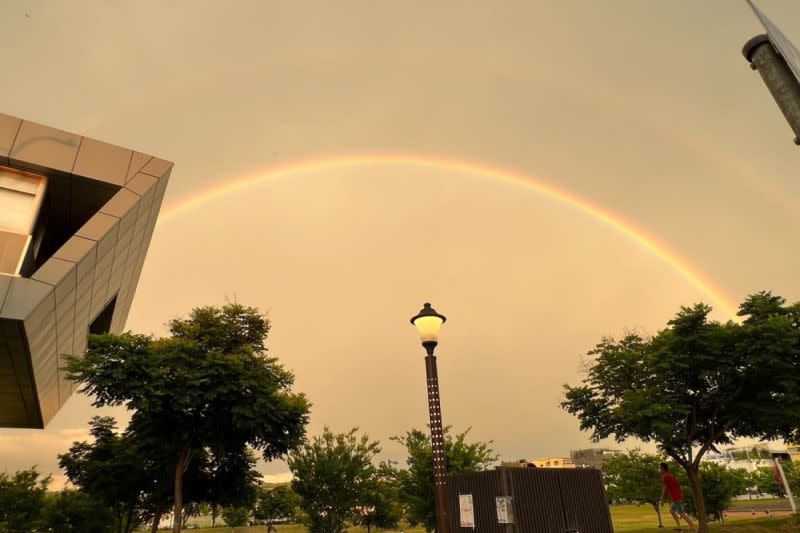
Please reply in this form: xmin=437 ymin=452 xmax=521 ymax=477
xmin=659 ymin=462 xmax=697 ymax=532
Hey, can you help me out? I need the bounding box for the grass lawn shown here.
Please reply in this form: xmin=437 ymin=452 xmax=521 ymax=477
xmin=172 ymin=506 xmax=797 ymax=533
xmin=729 ymin=498 xmax=792 ymax=511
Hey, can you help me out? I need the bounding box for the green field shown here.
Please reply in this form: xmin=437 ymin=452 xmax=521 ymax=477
xmin=168 ymin=505 xmax=797 ymax=533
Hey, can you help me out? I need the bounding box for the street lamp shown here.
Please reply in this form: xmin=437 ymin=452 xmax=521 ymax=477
xmin=411 ymin=303 xmax=451 ymax=533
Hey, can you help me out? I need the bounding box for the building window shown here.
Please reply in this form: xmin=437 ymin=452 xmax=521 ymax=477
xmin=0 ymin=168 xmax=46 ymax=276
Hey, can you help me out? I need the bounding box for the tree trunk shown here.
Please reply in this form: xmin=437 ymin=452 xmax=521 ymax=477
xmin=123 ymin=508 xmax=133 ymax=533
xmin=151 ymin=507 xmax=164 ymax=533
xmin=686 ymin=466 xmax=709 ymax=533
xmin=172 ymin=443 xmax=192 ymax=533
xmin=211 ymin=505 xmax=217 ymax=528
xmin=653 ymin=503 xmax=663 ymax=527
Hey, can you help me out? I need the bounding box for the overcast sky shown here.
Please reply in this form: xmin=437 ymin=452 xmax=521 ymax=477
xmin=2 ymin=0 xmax=800 ymax=487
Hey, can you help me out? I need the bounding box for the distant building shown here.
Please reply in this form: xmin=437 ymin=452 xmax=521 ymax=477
xmin=518 ymin=457 xmax=575 ymax=469
xmin=570 ymin=448 xmax=621 ymax=470
xmin=704 ymin=444 xmax=791 ymax=473
xmin=787 ymin=444 xmax=800 ymax=463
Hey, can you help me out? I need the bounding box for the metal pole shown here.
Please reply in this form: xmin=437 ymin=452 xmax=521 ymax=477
xmin=424 ymin=346 xmax=451 ymax=533
xmin=743 ymin=34 xmax=800 ymax=145
xmin=774 ymin=458 xmax=797 ymax=514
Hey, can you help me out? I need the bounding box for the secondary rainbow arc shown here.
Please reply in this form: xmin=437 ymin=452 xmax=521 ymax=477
xmin=156 ymin=154 xmax=737 ymax=319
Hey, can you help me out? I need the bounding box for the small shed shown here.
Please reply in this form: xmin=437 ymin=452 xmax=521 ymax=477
xmin=446 ymin=467 xmax=613 ymax=533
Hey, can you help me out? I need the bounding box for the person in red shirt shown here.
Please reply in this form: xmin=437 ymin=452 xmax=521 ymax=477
xmin=659 ymin=462 xmax=696 ymax=532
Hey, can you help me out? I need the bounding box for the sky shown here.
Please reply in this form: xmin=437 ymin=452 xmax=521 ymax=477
xmin=2 ymin=0 xmax=800 ymax=488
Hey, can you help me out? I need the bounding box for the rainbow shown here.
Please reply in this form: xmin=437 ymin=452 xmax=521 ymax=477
xmin=157 ymin=154 xmax=738 ymax=319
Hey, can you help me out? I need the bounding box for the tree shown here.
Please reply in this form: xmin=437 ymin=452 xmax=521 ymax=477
xmin=221 ymin=506 xmax=250 ymax=527
xmin=690 ymin=464 xmax=749 ymax=521
xmin=781 ymin=461 xmax=800 ymax=496
xmin=601 ymin=449 xmax=666 ymax=527
xmin=752 ymin=466 xmax=785 ymax=497
xmin=254 ymin=484 xmax=300 ymax=531
xmin=353 ymin=467 xmax=402 ymax=533
xmin=58 ymin=416 xmax=149 ymax=533
xmin=65 ymin=303 xmax=310 ymax=533
xmin=39 ymin=490 xmax=116 ymax=533
xmin=289 ymin=427 xmax=381 ymax=533
xmin=0 ymin=467 xmax=50 ymax=533
xmin=201 ymin=445 xmax=261 ymax=528
xmin=392 ymin=427 xmax=497 ymax=532
xmin=562 ymin=293 xmax=800 ymax=532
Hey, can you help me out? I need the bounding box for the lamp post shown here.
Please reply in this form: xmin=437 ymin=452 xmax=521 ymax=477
xmin=411 ymin=303 xmax=451 ymax=533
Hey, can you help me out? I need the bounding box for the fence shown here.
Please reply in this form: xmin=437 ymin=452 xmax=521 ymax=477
xmin=446 ymin=467 xmax=614 ymax=533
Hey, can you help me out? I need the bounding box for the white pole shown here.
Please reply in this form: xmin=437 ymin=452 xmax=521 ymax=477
xmin=774 ymin=458 xmax=797 ymax=514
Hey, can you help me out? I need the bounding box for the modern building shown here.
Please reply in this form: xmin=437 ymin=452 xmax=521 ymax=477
xmin=787 ymin=444 xmax=800 ymax=463
xmin=0 ymin=113 xmax=171 ymax=428
xmin=519 ymin=457 xmax=575 ymax=469
xmin=570 ymin=448 xmax=621 ymax=470
xmin=704 ymin=444 xmax=791 ymax=473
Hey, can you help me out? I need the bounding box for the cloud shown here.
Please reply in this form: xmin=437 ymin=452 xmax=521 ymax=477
xmin=263 ymin=472 xmax=294 ymax=484
xmin=0 ymin=428 xmax=91 ymax=489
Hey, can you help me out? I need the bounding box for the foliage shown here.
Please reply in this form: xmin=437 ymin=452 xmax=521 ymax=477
xmin=353 ymin=465 xmax=403 ymax=533
xmin=289 ymin=427 xmax=382 ymax=533
xmin=58 ymin=416 xmax=148 ymax=533
xmin=391 ymin=427 xmax=497 ymax=532
xmin=254 ymin=484 xmax=300 ymax=530
xmin=39 ymin=490 xmax=115 ymax=533
xmin=562 ymin=292 xmax=800 ymax=532
xmin=602 ymin=449 xmax=665 ymax=525
xmin=752 ymin=467 xmax=785 ymax=498
xmin=780 ymin=461 xmax=800 ymax=496
xmin=65 ymin=303 xmax=310 ymax=533
xmin=0 ymin=467 xmax=50 ymax=533
xmin=672 ymin=463 xmax=750 ymax=521
xmin=221 ymin=506 xmax=251 ymax=527
xmin=200 ymin=445 xmax=262 ymax=524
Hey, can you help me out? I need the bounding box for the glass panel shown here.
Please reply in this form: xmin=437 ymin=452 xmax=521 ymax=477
xmin=0 ymin=170 xmax=41 ymax=194
xmin=0 ymin=187 xmax=37 ymax=234
xmin=0 ymin=168 xmax=45 ymax=234
xmin=0 ymin=230 xmax=28 ymax=275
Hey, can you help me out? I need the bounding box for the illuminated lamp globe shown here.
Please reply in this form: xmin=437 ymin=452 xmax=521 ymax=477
xmin=410 ymin=303 xmax=446 ymax=355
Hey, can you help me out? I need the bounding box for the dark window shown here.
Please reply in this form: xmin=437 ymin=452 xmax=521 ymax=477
xmin=89 ymin=295 xmax=117 ymax=335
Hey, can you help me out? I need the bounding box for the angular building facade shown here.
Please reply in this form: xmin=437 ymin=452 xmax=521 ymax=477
xmin=0 ymin=113 xmax=171 ymax=428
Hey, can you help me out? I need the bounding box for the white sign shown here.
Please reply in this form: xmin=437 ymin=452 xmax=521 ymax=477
xmin=748 ymin=0 xmax=800 ymax=84
xmin=459 ymin=494 xmax=475 ymax=528
xmin=495 ymin=496 xmax=514 ymax=524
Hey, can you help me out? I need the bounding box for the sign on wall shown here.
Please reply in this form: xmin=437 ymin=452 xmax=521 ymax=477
xmin=459 ymin=494 xmax=475 ymax=528
xmin=495 ymin=496 xmax=514 ymax=524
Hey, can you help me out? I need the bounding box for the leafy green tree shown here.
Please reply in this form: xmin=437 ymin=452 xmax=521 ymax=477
xmin=392 ymin=427 xmax=497 ymax=532
xmin=0 ymin=467 xmax=50 ymax=533
xmin=254 ymin=484 xmax=300 ymax=531
xmin=601 ymin=449 xmax=666 ymax=527
xmin=201 ymin=445 xmax=261 ymax=527
xmin=221 ymin=506 xmax=250 ymax=527
xmin=58 ymin=416 xmax=149 ymax=533
xmin=354 ymin=468 xmax=402 ymax=533
xmin=65 ymin=303 xmax=310 ymax=533
xmin=562 ymin=293 xmax=800 ymax=533
xmin=39 ymin=490 xmax=115 ymax=533
xmin=289 ymin=427 xmax=381 ymax=533
xmin=752 ymin=466 xmax=785 ymax=497
xmin=673 ymin=463 xmax=749 ymax=521
xmin=781 ymin=461 xmax=800 ymax=496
